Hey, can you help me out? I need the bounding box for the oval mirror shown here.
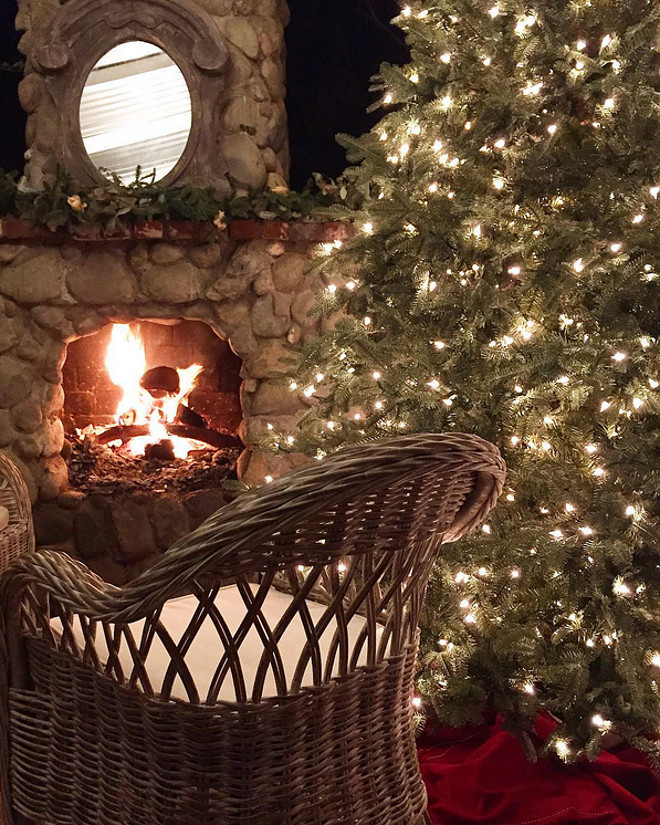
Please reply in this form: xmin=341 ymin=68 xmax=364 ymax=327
xmin=79 ymin=41 xmax=192 ymax=184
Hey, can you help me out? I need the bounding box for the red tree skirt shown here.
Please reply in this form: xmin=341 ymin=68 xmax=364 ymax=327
xmin=419 ymin=715 xmax=660 ymax=825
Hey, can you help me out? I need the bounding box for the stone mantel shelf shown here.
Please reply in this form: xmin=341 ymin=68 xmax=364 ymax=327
xmin=0 ymin=218 xmax=353 ymax=245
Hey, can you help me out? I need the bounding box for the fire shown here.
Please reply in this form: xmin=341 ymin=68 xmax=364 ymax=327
xmin=105 ymin=324 xmax=146 ymax=425
xmin=104 ymin=324 xmax=205 ymax=458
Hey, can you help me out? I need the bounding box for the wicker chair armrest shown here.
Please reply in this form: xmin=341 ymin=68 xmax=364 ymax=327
xmin=0 ymin=452 xmax=35 ymax=573
xmin=0 ymin=453 xmax=32 ymax=524
xmin=0 ymin=434 xmax=505 ymax=628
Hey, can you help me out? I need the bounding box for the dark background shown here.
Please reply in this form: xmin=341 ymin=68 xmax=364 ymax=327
xmin=0 ymin=0 xmax=407 ymax=188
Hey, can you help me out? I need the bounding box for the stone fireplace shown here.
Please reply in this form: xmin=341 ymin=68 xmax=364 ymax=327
xmin=0 ymin=0 xmax=353 ymax=580
xmin=0 ymin=226 xmax=339 ymax=581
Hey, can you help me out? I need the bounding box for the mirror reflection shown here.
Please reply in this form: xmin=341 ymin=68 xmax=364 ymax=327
xmin=79 ymin=41 xmax=192 ymax=184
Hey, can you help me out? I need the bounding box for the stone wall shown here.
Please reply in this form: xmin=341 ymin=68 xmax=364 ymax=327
xmin=0 ymin=233 xmax=324 ymax=504
xmin=15 ymin=0 xmax=290 ymax=191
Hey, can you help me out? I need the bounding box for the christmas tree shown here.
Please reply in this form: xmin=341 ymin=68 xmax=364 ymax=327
xmin=275 ymin=0 xmax=660 ymax=759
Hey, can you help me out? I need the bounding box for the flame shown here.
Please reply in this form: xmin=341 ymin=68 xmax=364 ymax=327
xmin=105 ymin=324 xmax=147 ymax=425
xmin=104 ymin=323 xmax=205 ymax=458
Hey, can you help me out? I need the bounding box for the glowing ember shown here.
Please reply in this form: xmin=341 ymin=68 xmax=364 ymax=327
xmin=104 ymin=324 xmax=204 ymax=458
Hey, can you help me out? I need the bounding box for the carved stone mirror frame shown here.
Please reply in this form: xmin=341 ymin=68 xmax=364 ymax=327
xmin=31 ymin=0 xmax=230 ymax=188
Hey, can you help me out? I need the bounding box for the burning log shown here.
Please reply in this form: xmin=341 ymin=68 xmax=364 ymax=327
xmin=144 ymin=439 xmax=177 ymax=461
xmin=95 ymin=424 xmax=241 ymax=451
xmin=140 ymin=366 xmax=180 ymax=398
xmin=176 ymin=403 xmax=206 ymax=428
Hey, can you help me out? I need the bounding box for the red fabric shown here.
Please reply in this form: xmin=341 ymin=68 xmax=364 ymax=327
xmin=418 ymin=715 xmax=660 ymax=825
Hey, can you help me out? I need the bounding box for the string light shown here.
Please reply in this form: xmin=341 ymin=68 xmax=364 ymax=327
xmin=613 ymin=579 xmax=631 ymax=597
xmin=591 ymin=714 xmax=612 ymax=731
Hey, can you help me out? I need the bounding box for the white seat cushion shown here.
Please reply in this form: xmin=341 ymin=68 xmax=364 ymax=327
xmin=51 ymin=584 xmax=384 ymax=703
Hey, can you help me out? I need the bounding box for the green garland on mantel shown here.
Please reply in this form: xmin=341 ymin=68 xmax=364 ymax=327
xmin=0 ymin=168 xmax=363 ymax=232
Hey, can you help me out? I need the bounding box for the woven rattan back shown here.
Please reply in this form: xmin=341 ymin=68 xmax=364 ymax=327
xmin=0 ymin=452 xmax=34 ymax=573
xmin=0 ymin=433 xmax=505 ymax=825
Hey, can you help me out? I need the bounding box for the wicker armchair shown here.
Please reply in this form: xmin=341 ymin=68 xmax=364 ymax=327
xmin=0 ymin=433 xmax=505 ymax=825
xmin=0 ymin=453 xmax=34 ymax=573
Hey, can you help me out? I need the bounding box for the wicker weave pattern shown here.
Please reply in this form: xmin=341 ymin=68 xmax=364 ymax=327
xmin=0 ymin=453 xmax=34 ymax=573
xmin=0 ymin=433 xmax=505 ymax=825
xmin=10 ymin=639 xmax=425 ymax=825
